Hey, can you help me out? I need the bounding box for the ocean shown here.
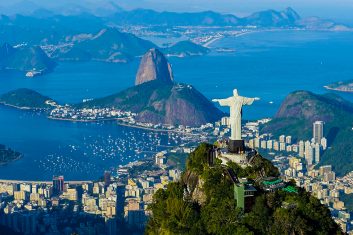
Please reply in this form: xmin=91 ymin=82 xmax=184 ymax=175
xmin=1 ymin=30 xmax=353 ymax=180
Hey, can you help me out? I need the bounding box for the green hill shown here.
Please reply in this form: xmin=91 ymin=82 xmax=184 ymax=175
xmin=0 ymin=43 xmax=56 ymax=73
xmin=0 ymin=88 xmax=55 ymax=109
xmin=146 ymin=143 xmax=342 ymax=234
xmin=163 ymin=41 xmax=210 ymax=57
xmin=0 ymin=144 xmax=22 ymax=165
xmin=262 ymin=90 xmax=353 ymax=176
xmin=77 ymin=80 xmax=224 ymax=127
xmin=57 ymin=28 xmax=156 ymax=63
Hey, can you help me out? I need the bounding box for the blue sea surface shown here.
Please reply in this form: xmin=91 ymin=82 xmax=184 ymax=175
xmin=1 ymin=30 xmax=353 ymax=180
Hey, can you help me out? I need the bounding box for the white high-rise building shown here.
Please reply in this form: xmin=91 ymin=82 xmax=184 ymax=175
xmin=299 ymin=141 xmax=304 ymax=157
xmin=273 ymin=141 xmax=279 ymax=151
xmin=261 ymin=140 xmax=267 ymax=149
xmin=254 ymin=137 xmax=260 ymax=148
xmin=221 ymin=117 xmax=230 ymax=127
xmin=313 ymin=121 xmax=324 ymax=144
xmin=321 ymin=137 xmax=327 ymax=150
xmin=315 ymin=143 xmax=321 ymax=163
xmin=279 ymin=135 xmax=286 ymax=143
xmin=285 ymin=136 xmax=292 ymax=144
xmin=266 ymin=140 xmax=273 ymax=150
xmin=305 ymin=141 xmax=313 ymax=165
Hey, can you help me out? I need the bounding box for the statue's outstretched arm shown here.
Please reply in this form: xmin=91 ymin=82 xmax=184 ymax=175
xmin=212 ymin=97 xmax=232 ymax=106
xmin=243 ymin=97 xmax=260 ymax=105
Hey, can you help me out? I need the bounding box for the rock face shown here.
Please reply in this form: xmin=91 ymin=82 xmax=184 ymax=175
xmin=135 ymin=48 xmax=173 ymax=85
xmin=79 ymin=49 xmax=223 ymax=126
xmin=78 ymin=80 xmax=224 ymax=127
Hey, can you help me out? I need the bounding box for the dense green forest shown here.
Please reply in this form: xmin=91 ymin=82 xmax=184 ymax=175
xmin=0 ymin=88 xmax=54 ymax=109
xmin=146 ymin=143 xmax=342 ymax=235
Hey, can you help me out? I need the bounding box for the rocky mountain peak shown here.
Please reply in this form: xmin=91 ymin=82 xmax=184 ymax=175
xmin=135 ymin=48 xmax=174 ymax=86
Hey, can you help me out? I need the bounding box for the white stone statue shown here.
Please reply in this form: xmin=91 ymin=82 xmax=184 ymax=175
xmin=213 ymin=89 xmax=260 ymax=141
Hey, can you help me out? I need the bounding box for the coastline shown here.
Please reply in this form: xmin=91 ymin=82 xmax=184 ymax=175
xmin=0 ymin=155 xmax=22 ymax=166
xmin=49 ymin=116 xmax=200 ymax=135
xmin=204 ymin=28 xmax=337 ymax=48
xmin=0 ymin=102 xmax=48 ymax=111
xmin=0 ymin=104 xmax=201 ymax=135
xmin=324 ymin=85 xmax=353 ymax=93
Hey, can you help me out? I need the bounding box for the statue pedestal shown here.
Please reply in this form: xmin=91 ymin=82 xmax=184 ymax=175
xmin=228 ymin=139 xmax=245 ymax=154
xmin=217 ymin=144 xmax=257 ymax=168
xmin=220 ymin=152 xmax=249 ymax=167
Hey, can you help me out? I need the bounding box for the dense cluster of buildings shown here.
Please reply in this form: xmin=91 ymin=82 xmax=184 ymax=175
xmin=49 ymin=106 xmax=135 ymax=123
xmin=117 ymin=152 xmax=182 ymax=231
xmin=283 ymin=161 xmax=353 ymax=232
xmin=0 ymin=152 xmax=183 ymax=234
xmin=239 ymin=119 xmax=353 ymax=233
xmin=0 ymin=174 xmax=121 ymax=235
xmin=245 ymin=120 xmax=327 ymax=168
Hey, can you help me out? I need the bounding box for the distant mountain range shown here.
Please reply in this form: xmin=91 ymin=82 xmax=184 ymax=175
xmin=262 ymin=90 xmax=353 ymax=176
xmin=0 ymin=14 xmax=105 ymax=45
xmin=53 ymin=28 xmax=155 ymax=63
xmin=53 ymin=28 xmax=210 ymax=63
xmin=1 ymin=2 xmax=347 ymax=30
xmin=0 ymin=7 xmax=349 ymax=47
xmin=109 ymin=7 xmax=348 ymax=29
xmin=0 ymin=43 xmax=55 ymax=73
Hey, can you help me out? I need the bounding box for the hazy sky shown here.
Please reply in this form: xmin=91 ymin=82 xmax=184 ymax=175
xmin=119 ymin=0 xmax=353 ymax=22
xmin=0 ymin=0 xmax=352 ymax=23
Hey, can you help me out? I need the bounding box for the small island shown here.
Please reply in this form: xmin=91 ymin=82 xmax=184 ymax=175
xmin=0 ymin=88 xmax=57 ymax=110
xmin=0 ymin=144 xmax=22 ymax=165
xmin=163 ymin=40 xmax=210 ymax=57
xmin=324 ymin=80 xmax=353 ymax=93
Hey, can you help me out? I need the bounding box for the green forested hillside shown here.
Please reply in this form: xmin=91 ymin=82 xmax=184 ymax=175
xmin=0 ymin=88 xmax=54 ymax=109
xmin=146 ymin=143 xmax=342 ymax=235
xmin=262 ymin=91 xmax=353 ymax=176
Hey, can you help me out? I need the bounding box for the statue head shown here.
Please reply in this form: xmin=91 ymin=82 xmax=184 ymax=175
xmin=233 ymin=89 xmax=239 ymax=96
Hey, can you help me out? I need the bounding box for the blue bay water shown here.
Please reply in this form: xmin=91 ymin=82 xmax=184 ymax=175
xmin=1 ymin=30 xmax=353 ymax=180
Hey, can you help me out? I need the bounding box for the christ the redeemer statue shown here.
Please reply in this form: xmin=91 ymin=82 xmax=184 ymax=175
xmin=213 ymin=89 xmax=259 ymax=141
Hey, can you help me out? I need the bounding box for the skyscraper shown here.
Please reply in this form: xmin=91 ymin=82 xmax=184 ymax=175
xmin=299 ymin=141 xmax=304 ymax=158
xmin=53 ymin=176 xmax=64 ymax=195
xmin=321 ymin=137 xmax=327 ymax=150
xmin=305 ymin=141 xmax=313 ymax=165
xmin=313 ymin=121 xmax=324 ymax=144
xmin=315 ymin=143 xmax=321 ymax=163
xmin=285 ymin=136 xmax=292 ymax=145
